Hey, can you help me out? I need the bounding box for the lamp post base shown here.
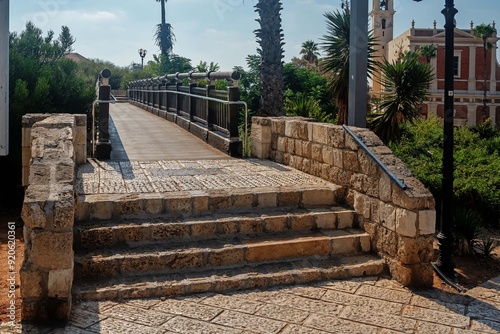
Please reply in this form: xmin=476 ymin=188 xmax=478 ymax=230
xmin=435 ymin=231 xmax=456 ymax=279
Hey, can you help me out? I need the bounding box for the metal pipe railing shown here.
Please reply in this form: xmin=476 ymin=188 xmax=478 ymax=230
xmin=343 ymin=125 xmax=407 ymax=190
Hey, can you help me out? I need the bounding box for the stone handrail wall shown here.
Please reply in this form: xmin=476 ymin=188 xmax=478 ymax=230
xmin=20 ymin=113 xmax=86 ymax=321
xmin=251 ymin=116 xmax=436 ymax=287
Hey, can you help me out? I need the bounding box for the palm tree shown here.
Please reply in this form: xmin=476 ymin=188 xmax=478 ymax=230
xmin=300 ymin=40 xmax=320 ymax=64
xmin=320 ymin=8 xmax=376 ymax=125
xmin=155 ymin=0 xmax=175 ymax=55
xmin=371 ymin=52 xmax=434 ymax=143
xmin=417 ymin=44 xmax=437 ymax=63
xmin=472 ymin=23 xmax=497 ymax=121
xmin=254 ymin=0 xmax=285 ymax=116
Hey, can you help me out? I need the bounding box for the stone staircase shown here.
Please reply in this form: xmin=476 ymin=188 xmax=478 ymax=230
xmin=72 ymin=185 xmax=385 ymax=301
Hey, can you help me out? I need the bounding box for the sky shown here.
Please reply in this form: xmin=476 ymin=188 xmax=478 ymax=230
xmin=8 ymin=0 xmax=500 ymax=71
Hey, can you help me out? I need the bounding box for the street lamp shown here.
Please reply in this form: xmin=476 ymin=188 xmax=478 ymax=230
xmin=413 ymin=0 xmax=457 ymax=279
xmin=138 ymin=48 xmax=147 ymax=69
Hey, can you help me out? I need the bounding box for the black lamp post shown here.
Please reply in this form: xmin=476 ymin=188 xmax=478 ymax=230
xmin=138 ymin=48 xmax=147 ymax=69
xmin=413 ymin=0 xmax=457 ymax=278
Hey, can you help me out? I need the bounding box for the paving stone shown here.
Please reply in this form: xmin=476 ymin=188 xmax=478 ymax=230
xmin=410 ymin=295 xmax=466 ymax=314
xmin=356 ymin=285 xmax=412 ymax=304
xmin=68 ymin=309 xmax=106 ymax=329
xmin=340 ymin=306 xmax=417 ymax=333
xmin=201 ymin=293 xmax=264 ymax=314
xmin=454 ymin=329 xmax=492 ymax=334
xmin=161 ymin=315 xmax=242 ymax=334
xmin=466 ymin=300 xmax=500 ymax=322
xmin=102 ymin=303 xmax=173 ymax=327
xmin=152 ymin=298 xmax=223 ymax=321
xmin=75 ymin=300 xmax=119 ymax=313
xmin=122 ymin=298 xmax=161 ymax=310
xmin=416 ymin=321 xmax=453 ymax=334
xmin=402 ymin=305 xmax=470 ymax=329
xmin=212 ymin=310 xmax=286 ymax=334
xmin=321 ymin=280 xmax=363 ymax=293
xmin=254 ymin=303 xmax=310 ymax=324
xmin=270 ymin=292 xmax=344 ymax=316
xmin=469 ymin=319 xmax=500 ymax=333
xmin=322 ymin=289 xmax=404 ymax=315
xmin=87 ymin=317 xmax=162 ymax=334
xmin=281 ymin=285 xmax=327 ymax=300
xmin=303 ymin=313 xmax=378 ymax=334
xmin=279 ymin=324 xmax=329 ymax=334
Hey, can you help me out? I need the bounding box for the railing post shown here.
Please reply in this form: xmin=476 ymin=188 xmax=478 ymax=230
xmin=227 ymin=86 xmax=240 ymax=138
xmin=95 ymin=69 xmax=112 ymax=159
xmin=175 ymin=74 xmax=182 ymax=116
xmin=207 ymin=80 xmax=215 ymax=131
xmin=159 ymin=79 xmax=166 ymax=111
xmin=189 ymin=80 xmax=196 ymax=122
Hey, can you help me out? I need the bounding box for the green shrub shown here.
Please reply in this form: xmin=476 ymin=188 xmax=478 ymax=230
xmin=391 ymin=116 xmax=500 ymax=227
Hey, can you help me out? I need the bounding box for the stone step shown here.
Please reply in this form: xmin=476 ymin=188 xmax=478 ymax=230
xmin=74 ymin=229 xmax=371 ymax=279
xmin=74 ymin=206 xmax=356 ymax=250
xmin=73 ymin=255 xmax=385 ymax=301
xmin=75 ymin=184 xmax=344 ymax=222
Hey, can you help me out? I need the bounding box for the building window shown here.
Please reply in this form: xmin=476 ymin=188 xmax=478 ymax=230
xmin=453 ymin=56 xmax=460 ymax=77
xmin=382 ymin=19 xmax=386 ymax=29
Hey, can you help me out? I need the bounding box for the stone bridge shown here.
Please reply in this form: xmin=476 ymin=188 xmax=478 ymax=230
xmin=19 ymin=80 xmax=435 ymax=322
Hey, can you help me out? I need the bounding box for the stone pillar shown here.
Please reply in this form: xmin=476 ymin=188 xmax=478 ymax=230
xmin=427 ymin=102 xmax=438 ymax=117
xmin=430 ymin=57 xmax=438 ymax=92
xmin=467 ymin=104 xmax=477 ymax=125
xmin=0 ymin=0 xmax=8 ymax=156
xmin=251 ymin=117 xmax=272 ymax=159
xmin=490 ymin=42 xmax=497 ymax=93
xmin=468 ymin=46 xmax=477 ymax=92
xmin=20 ymin=114 xmax=78 ymax=322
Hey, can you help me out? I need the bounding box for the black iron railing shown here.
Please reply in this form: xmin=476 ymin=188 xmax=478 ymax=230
xmin=127 ymin=71 xmax=247 ymax=156
xmin=128 ymin=71 xmax=241 ymax=138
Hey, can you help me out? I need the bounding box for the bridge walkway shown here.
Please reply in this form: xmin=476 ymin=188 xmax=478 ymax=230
xmin=108 ymin=102 xmax=229 ymax=161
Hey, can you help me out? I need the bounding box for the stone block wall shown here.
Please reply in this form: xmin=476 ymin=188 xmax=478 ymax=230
xmin=251 ymin=117 xmax=436 ymax=287
xmin=20 ymin=114 xmax=86 ymax=322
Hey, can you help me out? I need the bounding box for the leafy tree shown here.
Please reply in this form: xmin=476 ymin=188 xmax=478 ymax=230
xmin=300 ymin=40 xmax=320 ymax=64
xmin=233 ymin=55 xmax=261 ymax=117
xmin=1 ymin=22 xmax=94 ymax=208
xmin=472 ymin=23 xmax=497 ymax=120
xmin=320 ymin=8 xmax=376 ymax=125
xmin=283 ymin=63 xmax=334 ymax=118
xmin=254 ymin=0 xmax=285 ymax=116
xmin=371 ymin=52 xmax=434 ymax=143
xmin=155 ymin=0 xmax=175 ymax=55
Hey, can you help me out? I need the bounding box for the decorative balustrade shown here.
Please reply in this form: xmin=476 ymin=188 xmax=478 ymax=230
xmin=127 ymin=71 xmax=243 ymax=156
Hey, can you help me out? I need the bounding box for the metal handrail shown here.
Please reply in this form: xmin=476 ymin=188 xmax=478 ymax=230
xmin=91 ymin=96 xmax=117 ymax=158
xmin=128 ymin=88 xmax=249 ymax=156
xmin=342 ymin=125 xmax=407 ymax=190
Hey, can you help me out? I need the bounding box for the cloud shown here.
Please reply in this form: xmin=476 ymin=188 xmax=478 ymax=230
xmin=81 ymin=11 xmax=117 ymax=21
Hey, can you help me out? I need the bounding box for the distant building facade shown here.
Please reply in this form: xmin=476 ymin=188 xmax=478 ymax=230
xmin=371 ymin=0 xmax=500 ymax=126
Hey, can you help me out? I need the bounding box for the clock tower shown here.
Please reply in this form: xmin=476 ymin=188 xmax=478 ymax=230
xmin=371 ymin=0 xmax=395 ymax=96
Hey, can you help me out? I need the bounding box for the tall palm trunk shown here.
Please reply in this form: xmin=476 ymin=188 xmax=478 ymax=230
xmin=254 ymin=0 xmax=285 ymax=116
xmin=161 ymin=0 xmax=166 ymax=25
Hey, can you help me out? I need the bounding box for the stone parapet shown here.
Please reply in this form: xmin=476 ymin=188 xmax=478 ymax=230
xmin=251 ymin=117 xmax=436 ymax=287
xmin=20 ymin=114 xmax=86 ymax=322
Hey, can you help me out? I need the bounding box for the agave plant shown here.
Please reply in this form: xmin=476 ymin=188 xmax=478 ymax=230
xmin=453 ymin=207 xmax=484 ymax=256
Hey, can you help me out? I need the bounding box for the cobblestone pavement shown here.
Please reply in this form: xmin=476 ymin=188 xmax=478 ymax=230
xmin=76 ymin=159 xmax=329 ymax=195
xmin=2 ymin=275 xmax=499 ymax=333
